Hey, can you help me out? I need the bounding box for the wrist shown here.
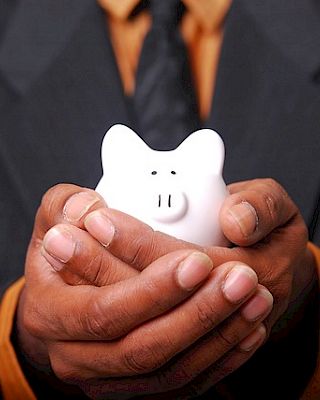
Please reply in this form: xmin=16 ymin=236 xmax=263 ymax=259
xmin=14 ymin=288 xmax=86 ymax=399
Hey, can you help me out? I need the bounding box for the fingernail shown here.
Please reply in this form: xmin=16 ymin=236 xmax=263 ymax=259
xmin=227 ymin=202 xmax=258 ymax=237
xmin=239 ymin=324 xmax=266 ymax=352
xmin=177 ymin=252 xmax=213 ymax=290
xmin=41 ymin=247 xmax=65 ymax=271
xmin=43 ymin=227 xmax=75 ymax=264
xmin=84 ymin=211 xmax=115 ymax=247
xmin=241 ymin=288 xmax=273 ymax=321
xmin=222 ymin=265 xmax=258 ymax=303
xmin=63 ymin=192 xmax=100 ymax=222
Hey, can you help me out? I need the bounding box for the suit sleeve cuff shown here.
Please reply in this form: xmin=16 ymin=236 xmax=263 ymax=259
xmin=0 ymin=277 xmax=36 ymax=400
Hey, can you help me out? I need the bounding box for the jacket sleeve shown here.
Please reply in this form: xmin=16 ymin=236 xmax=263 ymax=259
xmin=0 ymin=278 xmax=36 ymax=400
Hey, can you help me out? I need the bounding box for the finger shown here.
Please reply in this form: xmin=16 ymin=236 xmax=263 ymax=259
xmin=80 ymin=319 xmax=266 ymax=399
xmin=209 ymin=223 xmax=305 ymax=333
xmin=48 ymin=262 xmax=261 ymax=378
xmin=145 ymin=289 xmax=267 ymax=392
xmin=126 ymin=287 xmax=270 ymax=391
xmin=25 ymin=247 xmax=214 ymax=341
xmin=82 ymin=204 xmax=290 ymax=329
xmin=220 ymin=178 xmax=300 ymax=246
xmin=34 ymin=183 xmax=106 ymax=238
xmin=80 ymin=321 xmax=266 ymax=399
xmin=81 ymin=192 xmax=296 ymax=332
xmin=41 ymin=224 xmax=137 ymax=285
xmin=83 ymin=207 xmax=230 ymax=271
xmin=143 ymin=325 xmax=267 ymax=400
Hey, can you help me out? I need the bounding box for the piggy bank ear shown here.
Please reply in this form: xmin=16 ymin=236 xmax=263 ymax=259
xmin=176 ymin=129 xmax=225 ymax=175
xmin=100 ymin=124 xmax=149 ymax=171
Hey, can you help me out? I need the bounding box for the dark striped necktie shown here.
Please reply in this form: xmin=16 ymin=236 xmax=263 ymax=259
xmin=133 ymin=0 xmax=200 ymax=150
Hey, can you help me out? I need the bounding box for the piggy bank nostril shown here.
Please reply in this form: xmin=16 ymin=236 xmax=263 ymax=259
xmin=157 ymin=194 xmax=173 ymax=208
xmin=157 ymin=194 xmax=172 ymax=208
xmin=152 ymin=192 xmax=188 ymax=222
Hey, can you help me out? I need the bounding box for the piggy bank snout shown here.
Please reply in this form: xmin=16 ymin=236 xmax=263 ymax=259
xmin=150 ymin=190 xmax=188 ymax=223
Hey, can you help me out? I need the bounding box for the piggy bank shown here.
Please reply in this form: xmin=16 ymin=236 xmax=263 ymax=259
xmin=96 ymin=124 xmax=228 ymax=246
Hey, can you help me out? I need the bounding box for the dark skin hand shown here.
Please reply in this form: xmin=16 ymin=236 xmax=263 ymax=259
xmin=16 ymin=179 xmax=315 ymax=399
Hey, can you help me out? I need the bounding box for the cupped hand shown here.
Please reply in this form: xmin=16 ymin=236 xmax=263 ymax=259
xmin=16 ymin=184 xmax=273 ymax=399
xmin=45 ymin=177 xmax=314 ymax=398
xmin=220 ymin=178 xmax=315 ymax=327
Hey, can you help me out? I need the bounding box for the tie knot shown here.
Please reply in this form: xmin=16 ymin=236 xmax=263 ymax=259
xmin=150 ymin=0 xmax=182 ymax=28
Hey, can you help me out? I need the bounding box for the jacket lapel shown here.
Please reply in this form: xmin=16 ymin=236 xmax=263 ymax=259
xmin=0 ymin=1 xmax=131 ymax=217
xmin=242 ymin=0 xmax=320 ymax=79
xmin=0 ymin=0 xmax=92 ymax=94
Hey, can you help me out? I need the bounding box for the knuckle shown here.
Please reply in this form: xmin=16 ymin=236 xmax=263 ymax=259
xmin=139 ymin=278 xmax=169 ymax=313
xmin=123 ymin=335 xmax=170 ymax=374
xmin=80 ymin=252 xmax=107 ymax=286
xmin=125 ymin=227 xmax=156 ymax=269
xmin=50 ymin=354 xmax=81 ymax=384
xmin=263 ymin=178 xmax=296 ymax=216
xmin=83 ymin=294 xmax=129 ymax=339
xmin=49 ymin=342 xmax=102 ymax=384
xmin=261 ymin=191 xmax=279 ymax=223
xmin=81 ymin=298 xmax=111 ymax=338
xmin=195 ymin=300 xmax=220 ymax=332
xmin=264 ymin=178 xmax=285 ymax=195
xmin=215 ymin=324 xmax=242 ymax=349
xmin=40 ymin=185 xmax=58 ymax=208
xmin=40 ymin=184 xmax=66 ymax=216
xmin=51 ymin=359 xmax=73 ymax=382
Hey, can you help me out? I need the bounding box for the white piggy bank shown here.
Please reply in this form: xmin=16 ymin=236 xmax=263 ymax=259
xmin=96 ymin=124 xmax=228 ymax=246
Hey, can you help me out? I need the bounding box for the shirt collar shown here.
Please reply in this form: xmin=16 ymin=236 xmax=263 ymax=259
xmin=98 ymin=0 xmax=231 ymax=32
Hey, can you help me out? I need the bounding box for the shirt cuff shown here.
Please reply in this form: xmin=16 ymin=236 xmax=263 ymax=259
xmin=301 ymin=242 xmax=320 ymax=399
xmin=0 ymin=277 xmax=36 ymax=400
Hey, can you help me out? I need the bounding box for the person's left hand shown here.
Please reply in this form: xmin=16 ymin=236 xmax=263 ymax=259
xmin=219 ymin=178 xmax=315 ymax=329
xmin=44 ymin=178 xmax=316 ymax=398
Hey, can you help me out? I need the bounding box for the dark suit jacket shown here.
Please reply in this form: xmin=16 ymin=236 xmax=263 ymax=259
xmin=0 ymin=0 xmax=319 ymax=398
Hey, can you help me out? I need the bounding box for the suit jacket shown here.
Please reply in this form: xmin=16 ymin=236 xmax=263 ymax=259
xmin=0 ymin=0 xmax=319 ymax=398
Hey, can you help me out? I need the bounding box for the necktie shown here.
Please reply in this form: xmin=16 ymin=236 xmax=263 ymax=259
xmin=133 ymin=0 xmax=200 ymax=150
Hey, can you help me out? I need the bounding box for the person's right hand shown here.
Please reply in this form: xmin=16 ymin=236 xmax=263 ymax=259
xmin=17 ymin=184 xmax=272 ymax=399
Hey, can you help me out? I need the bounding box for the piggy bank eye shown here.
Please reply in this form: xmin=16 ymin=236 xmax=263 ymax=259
xmin=171 ymin=171 xmax=176 ymax=175
xmin=151 ymin=171 xmax=157 ymax=175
